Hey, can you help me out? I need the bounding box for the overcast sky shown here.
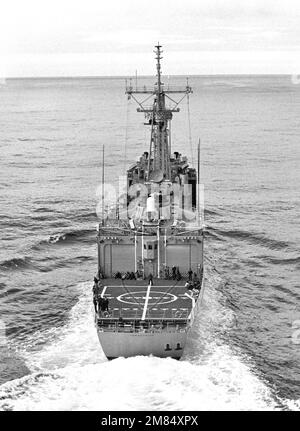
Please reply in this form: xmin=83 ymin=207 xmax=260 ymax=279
xmin=1 ymin=0 xmax=300 ymax=77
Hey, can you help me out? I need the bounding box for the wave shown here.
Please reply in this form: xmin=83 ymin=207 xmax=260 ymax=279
xmin=17 ymin=138 xmax=57 ymax=142
xmin=32 ymin=207 xmax=54 ymax=213
xmin=47 ymin=229 xmax=94 ymax=244
xmin=209 ymin=227 xmax=290 ymax=251
xmin=265 ymin=256 xmax=300 ymax=266
xmin=30 ymin=209 xmax=96 ymax=225
xmin=72 ymin=211 xmax=97 ymax=222
xmin=32 ymin=229 xmax=95 ymax=250
xmin=0 ymin=235 xmax=94 ymax=273
xmin=17 ymin=138 xmax=36 ymax=142
xmin=204 ymin=209 xmax=220 ymax=216
xmin=42 ymin=255 xmax=94 ymax=270
xmin=0 ymin=257 xmax=33 ymax=271
xmin=204 ymin=229 xmax=224 ymax=241
xmin=0 ymin=219 xmax=29 ymax=229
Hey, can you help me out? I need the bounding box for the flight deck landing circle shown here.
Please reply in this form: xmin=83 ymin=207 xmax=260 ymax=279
xmin=116 ymin=291 xmax=177 ymax=305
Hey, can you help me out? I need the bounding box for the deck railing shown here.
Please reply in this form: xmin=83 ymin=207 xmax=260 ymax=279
xmin=100 ymin=308 xmax=190 ymax=320
xmin=96 ymin=318 xmax=189 ymax=333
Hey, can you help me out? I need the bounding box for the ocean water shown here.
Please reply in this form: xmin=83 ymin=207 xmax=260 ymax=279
xmin=0 ymin=75 xmax=299 ymax=411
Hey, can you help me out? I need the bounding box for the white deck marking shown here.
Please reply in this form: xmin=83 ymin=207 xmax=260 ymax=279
xmin=101 ymin=285 xmax=108 ymax=298
xmin=141 ymin=282 xmax=152 ymax=321
xmin=116 ymin=291 xmax=177 ymax=305
xmin=184 ymin=292 xmax=196 ymax=318
xmin=184 ymin=292 xmax=195 ymax=303
xmin=106 ymin=285 xmax=180 ymax=288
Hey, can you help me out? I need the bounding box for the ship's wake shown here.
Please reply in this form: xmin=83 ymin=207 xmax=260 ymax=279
xmin=0 ymin=271 xmax=296 ymax=411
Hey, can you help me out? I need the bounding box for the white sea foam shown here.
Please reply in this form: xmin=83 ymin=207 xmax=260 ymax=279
xmin=0 ymin=274 xmax=281 ymax=411
xmin=18 ymin=282 xmax=106 ymax=372
xmin=281 ymin=398 xmax=300 ymax=411
xmin=0 ymin=351 xmax=278 ymax=411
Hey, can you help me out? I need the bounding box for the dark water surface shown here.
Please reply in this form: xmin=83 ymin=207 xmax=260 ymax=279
xmin=0 ymin=76 xmax=299 ymax=410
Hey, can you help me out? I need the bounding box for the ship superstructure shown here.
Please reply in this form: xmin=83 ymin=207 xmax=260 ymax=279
xmin=95 ymin=45 xmax=204 ymax=359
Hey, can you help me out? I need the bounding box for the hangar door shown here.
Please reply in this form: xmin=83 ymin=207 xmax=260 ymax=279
xmin=104 ymin=244 xmax=135 ymax=277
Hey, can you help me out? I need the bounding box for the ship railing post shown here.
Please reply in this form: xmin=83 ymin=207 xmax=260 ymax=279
xmin=142 ymin=221 xmax=145 ymax=279
xmin=197 ymin=139 xmax=200 ymax=225
xmin=157 ymin=222 xmax=160 ymax=278
xmin=134 ymin=230 xmax=137 ymax=273
xmin=164 ymin=227 xmax=167 ymax=273
xmin=97 ymin=224 xmax=101 ymax=277
xmin=102 ymin=145 xmax=105 ymax=226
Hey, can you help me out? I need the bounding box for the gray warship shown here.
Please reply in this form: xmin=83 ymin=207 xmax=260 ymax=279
xmin=94 ymin=44 xmax=204 ymax=359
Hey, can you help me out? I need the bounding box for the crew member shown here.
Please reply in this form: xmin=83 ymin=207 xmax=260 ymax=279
xmin=165 ymin=266 xmax=170 ymax=279
xmin=92 ymin=277 xmax=99 ymax=312
xmin=172 ymin=266 xmax=176 ymax=280
xmin=97 ymin=294 xmax=104 ymax=314
xmin=103 ymin=297 xmax=109 ymax=312
xmin=93 ymin=291 xmax=98 ymax=313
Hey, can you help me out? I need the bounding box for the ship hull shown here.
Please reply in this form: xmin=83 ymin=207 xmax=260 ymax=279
xmin=97 ymin=329 xmax=187 ymax=359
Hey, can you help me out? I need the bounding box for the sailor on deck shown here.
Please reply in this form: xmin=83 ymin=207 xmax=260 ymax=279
xmin=172 ymin=266 xmax=176 ymax=279
xmin=92 ymin=277 xmax=104 ymax=313
xmin=164 ymin=266 xmax=170 ymax=279
xmin=103 ymin=297 xmax=109 ymax=313
xmin=97 ymin=294 xmax=104 ymax=314
xmin=92 ymin=277 xmax=99 ymax=312
xmin=98 ymin=296 xmax=109 ymax=315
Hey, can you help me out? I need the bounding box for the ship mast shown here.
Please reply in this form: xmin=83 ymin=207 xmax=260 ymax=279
xmin=126 ymin=44 xmax=192 ymax=183
xmin=155 ymin=44 xmax=162 ymax=98
xmin=151 ymin=44 xmax=169 ymax=180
